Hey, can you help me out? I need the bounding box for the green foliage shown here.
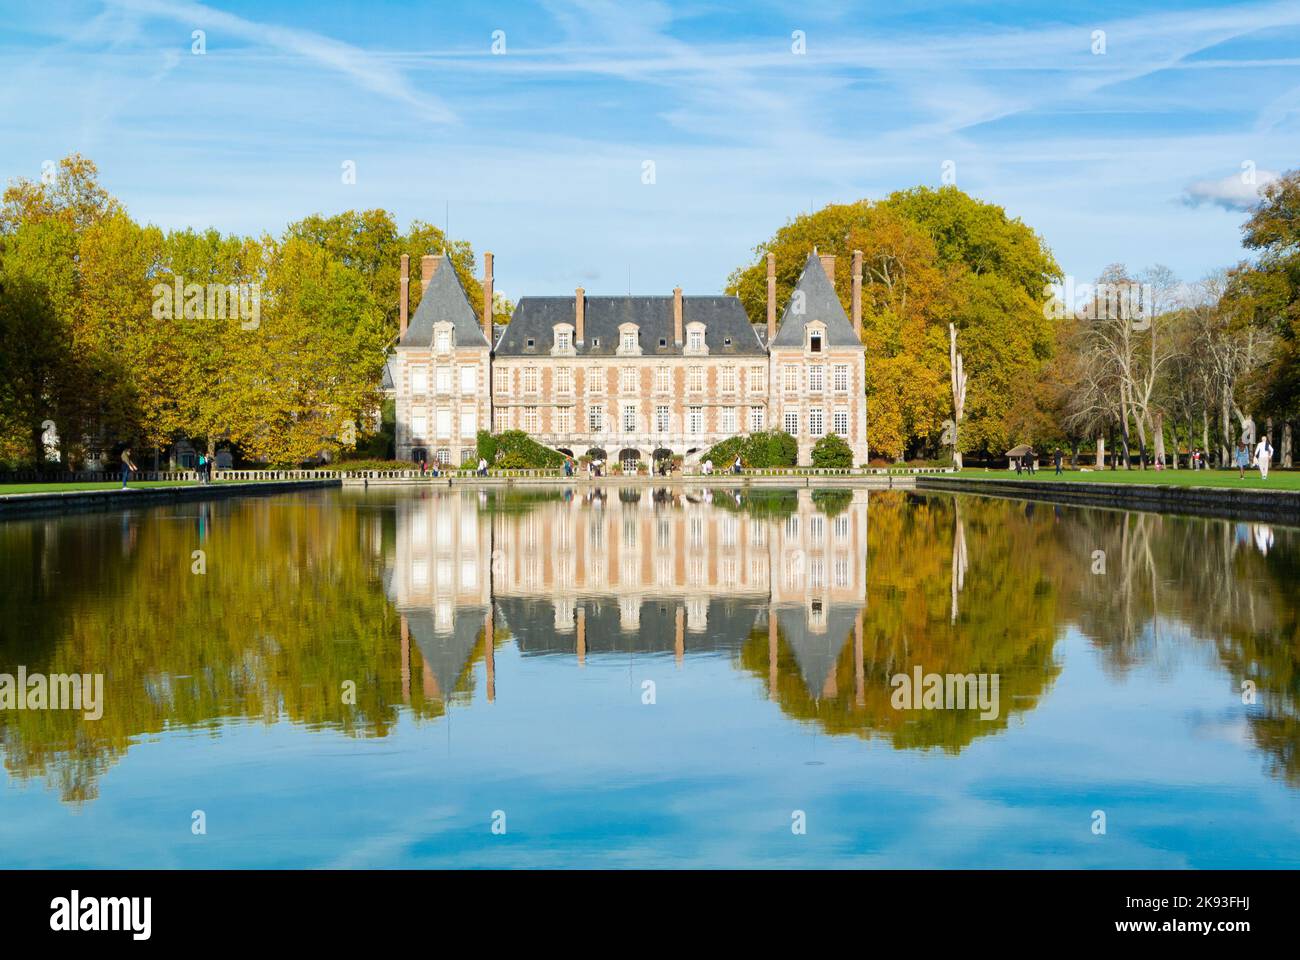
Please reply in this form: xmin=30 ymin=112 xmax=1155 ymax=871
xmin=811 ymin=433 xmax=854 ymax=468
xmin=476 ymin=429 xmax=497 ymax=466
xmin=0 ymin=154 xmax=492 ymax=468
xmin=727 ymin=187 xmax=1062 ymax=460
xmin=701 ymin=430 xmax=797 ymax=468
xmin=489 ymin=430 xmax=564 ymax=469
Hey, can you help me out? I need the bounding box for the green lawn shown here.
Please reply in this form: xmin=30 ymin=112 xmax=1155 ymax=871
xmin=0 ymin=479 xmax=262 ymax=495
xmin=959 ymin=468 xmax=1300 ymax=491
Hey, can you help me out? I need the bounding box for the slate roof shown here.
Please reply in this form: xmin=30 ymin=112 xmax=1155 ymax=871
xmin=400 ymin=253 xmax=488 ymax=349
xmin=380 ymin=358 xmax=395 ymax=391
xmin=495 ymin=295 xmax=765 ymax=357
xmin=772 ymin=602 xmax=862 ymax=699
xmin=772 ymin=253 xmax=863 ymax=349
xmin=498 ymin=597 xmax=762 ymax=656
xmin=403 ymin=604 xmax=488 ymax=698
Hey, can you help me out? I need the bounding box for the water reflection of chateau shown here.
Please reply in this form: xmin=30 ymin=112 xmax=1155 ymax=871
xmin=385 ymin=488 xmax=869 ymax=702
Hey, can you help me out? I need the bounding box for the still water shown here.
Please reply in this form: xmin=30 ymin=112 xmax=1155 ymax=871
xmin=1 ymin=485 xmax=1298 ymax=868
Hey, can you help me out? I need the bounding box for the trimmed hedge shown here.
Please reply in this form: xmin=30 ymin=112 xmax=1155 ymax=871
xmin=701 ymin=430 xmax=798 ymax=468
xmin=811 ymin=433 xmax=854 ymax=469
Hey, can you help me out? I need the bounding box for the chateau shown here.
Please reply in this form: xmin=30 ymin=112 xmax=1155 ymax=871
xmin=386 ymin=249 xmax=869 ymax=468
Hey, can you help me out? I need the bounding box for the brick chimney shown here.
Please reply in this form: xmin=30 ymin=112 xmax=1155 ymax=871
xmin=399 ymin=254 xmax=409 ymax=340
xmin=673 ymin=287 xmax=683 ymax=347
xmin=766 ymin=253 xmax=777 ymax=343
xmin=575 ymin=287 xmax=585 ymax=345
xmin=482 ymin=251 xmax=494 ymax=342
xmin=820 ymin=253 xmax=836 ymax=284
xmin=421 ymin=254 xmax=438 ymax=291
xmin=852 ymin=249 xmax=862 ymax=331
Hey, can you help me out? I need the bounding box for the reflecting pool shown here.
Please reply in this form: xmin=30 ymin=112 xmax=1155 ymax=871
xmin=1 ymin=485 xmax=1298 ymax=867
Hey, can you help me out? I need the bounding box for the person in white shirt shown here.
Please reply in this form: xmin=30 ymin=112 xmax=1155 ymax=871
xmin=702 ymin=459 xmax=712 ymax=476
xmin=1254 ymin=435 xmax=1273 ymax=479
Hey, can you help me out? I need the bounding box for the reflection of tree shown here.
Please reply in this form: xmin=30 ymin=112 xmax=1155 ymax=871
xmin=739 ymin=492 xmax=1063 ymax=752
xmin=0 ymin=498 xmax=473 ymax=803
xmin=1040 ymin=507 xmax=1300 ymax=787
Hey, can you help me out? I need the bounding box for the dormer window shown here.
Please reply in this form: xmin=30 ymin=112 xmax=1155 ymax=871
xmin=616 ymin=324 xmax=642 ymax=356
xmin=526 ymin=337 xmax=536 ymax=349
xmin=810 ymin=333 xmax=822 ymax=353
xmin=683 ymin=321 xmax=709 ymax=356
xmin=435 ymin=329 xmax=451 ymax=352
xmin=551 ymin=323 xmax=576 ymax=356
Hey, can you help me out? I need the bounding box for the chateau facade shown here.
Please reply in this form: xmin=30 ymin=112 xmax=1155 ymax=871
xmin=388 ymin=249 xmax=869 ymax=468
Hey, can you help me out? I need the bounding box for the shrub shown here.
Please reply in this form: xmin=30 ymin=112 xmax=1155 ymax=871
xmin=700 ymin=430 xmax=798 ymax=468
xmin=811 ymin=433 xmax=853 ymax=469
xmin=488 ymin=430 xmax=565 ymax=469
xmin=476 ymin=430 xmax=497 ymax=466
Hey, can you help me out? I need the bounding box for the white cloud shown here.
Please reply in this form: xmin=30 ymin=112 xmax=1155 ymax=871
xmin=1181 ymin=169 xmax=1279 ymax=211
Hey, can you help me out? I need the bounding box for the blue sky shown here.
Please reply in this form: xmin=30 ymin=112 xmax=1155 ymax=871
xmin=1 ymin=0 xmax=1298 ymax=299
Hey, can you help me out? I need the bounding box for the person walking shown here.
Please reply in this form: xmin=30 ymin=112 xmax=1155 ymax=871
xmin=733 ymin=455 xmax=742 ymax=475
xmin=1254 ymin=434 xmax=1273 ymax=480
xmin=120 ymin=448 xmax=137 ymax=489
xmin=1236 ymin=441 xmax=1250 ymax=478
xmin=197 ymin=452 xmax=206 ymax=484
xmin=478 ymin=457 xmax=488 ymax=478
xmin=1053 ymin=448 xmax=1063 ymax=476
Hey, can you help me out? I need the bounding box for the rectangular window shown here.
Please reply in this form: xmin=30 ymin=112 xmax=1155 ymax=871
xmin=435 ymin=448 xmax=450 ymax=465
xmin=620 ymin=366 xmax=637 ymax=393
xmin=435 ymin=330 xmax=450 ymax=352
xmin=688 ymin=366 xmax=703 ymax=392
xmin=495 ymin=370 xmax=508 ymax=395
xmin=523 ymin=367 xmax=538 ymax=394
xmin=493 ymin=408 xmax=508 ymax=433
xmin=655 ymin=366 xmax=670 ymax=393
xmin=460 ymin=408 xmax=477 ymax=438
xmin=622 ymin=404 xmax=637 ymax=433
xmin=556 ymin=330 xmax=571 ymax=350
xmin=460 ymin=366 xmax=476 ymax=395
xmin=688 ymin=329 xmax=703 ymax=351
xmin=621 ymin=331 xmax=637 ymax=352
xmin=588 ymin=404 xmax=604 ymax=432
xmin=436 ymin=407 xmax=452 ymax=437
xmin=749 ymin=406 xmax=764 ymax=432
xmin=436 ymin=365 xmax=452 ymax=394
xmin=810 ymin=333 xmax=822 ymax=353
xmin=809 ymin=408 xmax=824 ymax=436
xmin=556 ymin=367 xmax=573 ymax=395
xmin=721 ymin=407 xmax=737 ymax=434
xmin=783 ymin=365 xmax=799 ymax=393
xmin=784 ymin=410 xmax=799 ymax=435
xmin=523 ymin=406 xmax=539 ymax=433
xmin=720 ymin=366 xmax=736 ymax=393
xmin=688 ymin=406 xmax=703 ymax=434
xmin=808 ymin=365 xmax=823 ymax=392
xmin=412 ymin=414 xmax=427 ymax=438
xmin=834 ymin=364 xmax=849 ymax=392
xmin=655 ymin=405 xmax=670 ymax=432
xmin=410 ymin=367 xmax=428 ymax=394
xmin=834 ymin=410 xmax=849 ymax=436
xmin=557 ymin=408 xmax=573 ymax=435
xmin=750 ymin=365 xmax=767 ymax=393
xmin=588 ymin=367 xmax=604 ymax=393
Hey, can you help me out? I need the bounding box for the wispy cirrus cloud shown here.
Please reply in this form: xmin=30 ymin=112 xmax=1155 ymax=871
xmin=107 ymin=0 xmax=456 ymax=124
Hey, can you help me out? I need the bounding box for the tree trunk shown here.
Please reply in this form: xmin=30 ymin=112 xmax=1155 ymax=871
xmin=1152 ymin=412 xmax=1165 ymax=467
xmin=1095 ymin=434 xmax=1105 ymax=469
xmin=1202 ymin=409 xmax=1211 ymax=467
xmin=1283 ymin=421 xmax=1294 ymax=468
